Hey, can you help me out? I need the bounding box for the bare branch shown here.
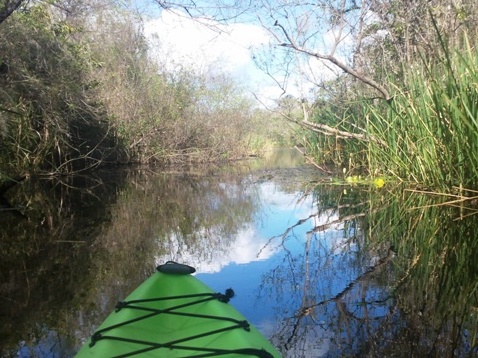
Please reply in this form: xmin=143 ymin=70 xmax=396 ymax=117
xmin=0 ymin=0 xmax=24 ymax=24
xmin=265 ymin=95 xmax=388 ymax=147
xmin=274 ymin=19 xmax=391 ymax=100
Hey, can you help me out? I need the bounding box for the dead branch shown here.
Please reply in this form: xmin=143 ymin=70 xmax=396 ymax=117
xmin=0 ymin=0 xmax=24 ymax=24
xmin=294 ymin=145 xmax=332 ymax=173
xmin=287 ymin=109 xmax=388 ymax=147
xmin=295 ymin=247 xmax=395 ymax=317
xmin=299 ymin=118 xmax=388 ymax=147
xmin=274 ymin=20 xmax=392 ymax=101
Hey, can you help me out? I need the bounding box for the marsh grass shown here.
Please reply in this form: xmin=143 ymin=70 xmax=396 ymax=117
xmin=366 ymin=36 xmax=478 ymax=189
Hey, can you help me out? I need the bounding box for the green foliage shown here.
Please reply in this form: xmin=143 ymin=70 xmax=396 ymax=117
xmin=366 ymin=37 xmax=478 ymax=188
xmin=302 ymin=79 xmax=370 ymax=171
xmin=0 ymin=1 xmax=277 ymax=178
xmin=279 ymin=1 xmax=478 ymax=190
xmin=301 ymin=26 xmax=478 ymax=190
xmin=247 ymin=108 xmax=293 ymax=155
xmin=0 ymin=3 xmax=122 ymax=177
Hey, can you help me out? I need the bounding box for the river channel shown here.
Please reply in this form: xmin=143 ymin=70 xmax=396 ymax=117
xmin=1 ymin=149 xmax=477 ymax=357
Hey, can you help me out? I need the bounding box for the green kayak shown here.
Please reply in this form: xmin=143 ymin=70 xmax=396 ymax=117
xmin=76 ymin=261 xmax=282 ymax=357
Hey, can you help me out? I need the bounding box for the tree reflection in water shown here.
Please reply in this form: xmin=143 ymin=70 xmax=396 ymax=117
xmin=1 ymin=155 xmax=477 ymax=357
xmin=255 ymin=184 xmax=478 ymax=357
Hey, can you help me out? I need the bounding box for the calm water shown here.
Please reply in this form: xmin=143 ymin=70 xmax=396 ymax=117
xmin=1 ymin=149 xmax=477 ymax=357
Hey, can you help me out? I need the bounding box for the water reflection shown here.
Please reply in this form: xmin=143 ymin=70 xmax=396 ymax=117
xmin=194 ymin=183 xmax=478 ymax=357
xmin=0 ymin=173 xmax=126 ymax=358
xmin=364 ymin=190 xmax=478 ymax=357
xmin=1 ymin=150 xmax=477 ymax=357
xmin=195 ymin=185 xmax=396 ymax=358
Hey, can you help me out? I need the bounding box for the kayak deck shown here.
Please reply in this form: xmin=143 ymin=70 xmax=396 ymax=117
xmin=76 ymin=262 xmax=281 ymax=357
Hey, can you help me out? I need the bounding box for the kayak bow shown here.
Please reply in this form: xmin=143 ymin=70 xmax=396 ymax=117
xmin=76 ymin=261 xmax=282 ymax=357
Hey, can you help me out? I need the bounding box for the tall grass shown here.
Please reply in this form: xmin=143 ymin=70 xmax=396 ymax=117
xmin=305 ymin=96 xmax=370 ymax=172
xmin=366 ymin=37 xmax=478 ymax=189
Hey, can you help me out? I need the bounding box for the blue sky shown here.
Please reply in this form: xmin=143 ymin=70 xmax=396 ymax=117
xmin=137 ymin=1 xmax=367 ymax=105
xmin=139 ymin=4 xmax=341 ymax=105
xmin=143 ymin=8 xmax=285 ymax=104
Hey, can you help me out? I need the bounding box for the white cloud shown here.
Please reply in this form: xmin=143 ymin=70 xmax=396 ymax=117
xmin=144 ymin=10 xmax=270 ymax=76
xmin=143 ymin=9 xmax=348 ymax=105
xmin=155 ymin=225 xmax=279 ymax=274
xmin=143 ymin=10 xmax=305 ymax=105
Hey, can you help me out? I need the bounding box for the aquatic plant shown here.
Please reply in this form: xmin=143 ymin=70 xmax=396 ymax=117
xmin=362 ymin=35 xmax=478 ymax=189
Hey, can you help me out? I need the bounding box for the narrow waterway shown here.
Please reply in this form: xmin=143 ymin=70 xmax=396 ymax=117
xmin=1 ymin=149 xmax=477 ymax=357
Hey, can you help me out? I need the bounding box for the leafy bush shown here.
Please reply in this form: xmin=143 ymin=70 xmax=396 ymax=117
xmin=0 ymin=4 xmax=122 ymax=176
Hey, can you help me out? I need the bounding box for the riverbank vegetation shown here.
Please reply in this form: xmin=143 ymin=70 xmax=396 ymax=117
xmin=0 ymin=1 xmax=287 ymax=186
xmin=261 ymin=0 xmax=478 ymax=190
xmin=151 ymin=0 xmax=478 ymax=190
xmin=299 ymin=38 xmax=478 ymax=189
xmin=303 ymin=30 xmax=478 ymax=190
xmin=3 ymin=1 xmax=478 ymax=191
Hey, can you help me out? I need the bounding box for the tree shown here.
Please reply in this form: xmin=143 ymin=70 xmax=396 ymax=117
xmin=0 ymin=0 xmax=24 ymax=24
xmin=154 ymin=0 xmax=392 ymax=100
xmin=0 ymin=3 xmax=123 ymax=176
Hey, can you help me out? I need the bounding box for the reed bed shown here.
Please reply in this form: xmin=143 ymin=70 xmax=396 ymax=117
xmin=365 ymin=38 xmax=478 ymax=189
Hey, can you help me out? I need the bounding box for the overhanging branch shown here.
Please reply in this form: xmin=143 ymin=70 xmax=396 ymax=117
xmin=290 ymin=116 xmax=388 ymax=147
xmin=274 ymin=20 xmax=392 ymax=101
xmin=0 ymin=0 xmax=24 ymax=24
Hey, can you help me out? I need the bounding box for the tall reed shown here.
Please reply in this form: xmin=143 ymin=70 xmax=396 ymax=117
xmin=366 ymin=37 xmax=478 ymax=189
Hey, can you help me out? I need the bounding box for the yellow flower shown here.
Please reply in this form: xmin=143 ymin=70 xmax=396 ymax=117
xmin=374 ymin=178 xmax=385 ymax=188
